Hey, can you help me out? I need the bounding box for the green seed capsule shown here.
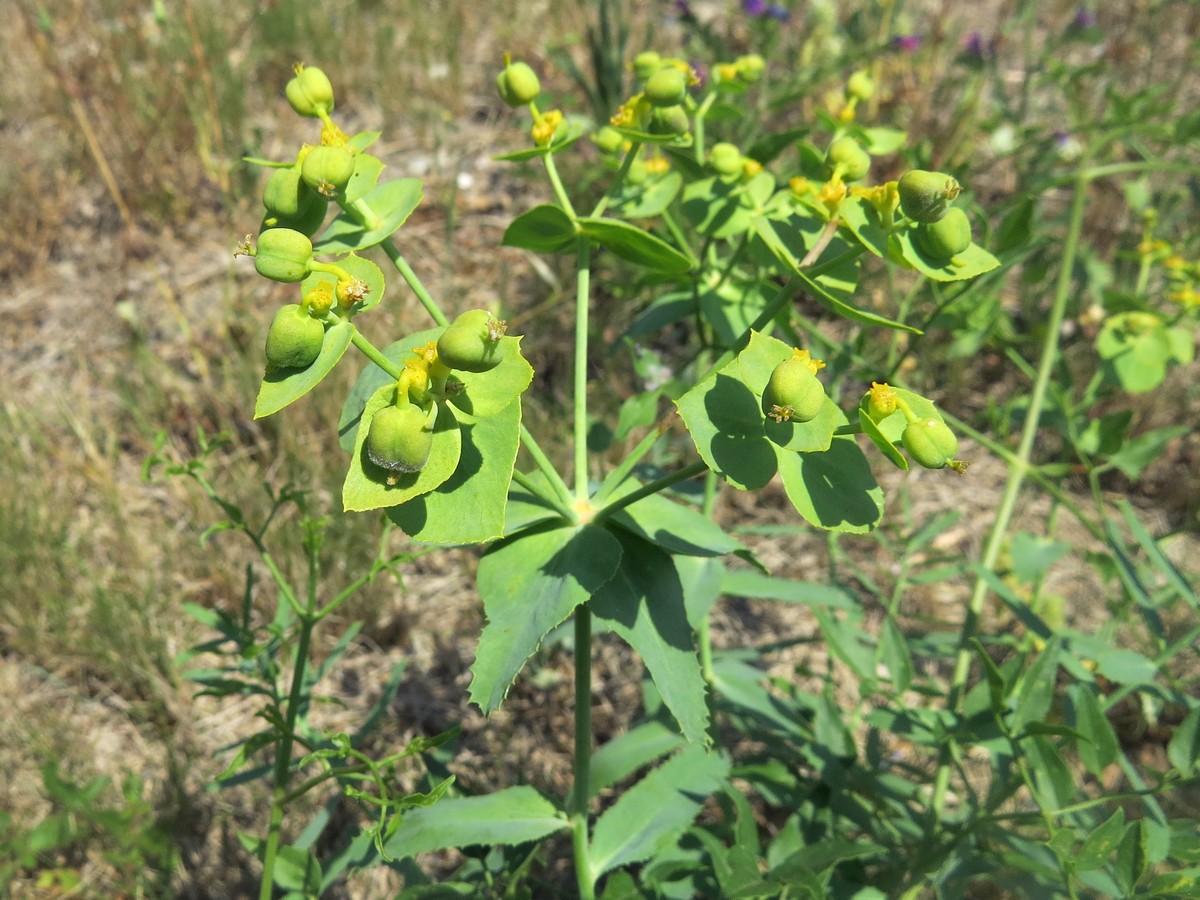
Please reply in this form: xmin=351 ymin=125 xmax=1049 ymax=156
xmin=643 ymin=67 xmax=687 ymax=107
xmin=902 ymin=417 xmax=959 ymax=469
xmin=365 ymin=404 xmax=433 ymax=474
xmin=262 ymin=166 xmax=316 ymax=219
xmin=762 ymin=357 xmax=826 ymax=423
xmin=709 ymin=142 xmax=742 ymax=177
xmin=285 ymin=65 xmax=335 ymax=118
xmin=255 ymin=228 xmax=313 ymax=283
xmin=648 ymin=104 xmax=690 ymax=136
xmin=496 ymin=61 xmax=541 ymax=107
xmin=633 ymin=51 xmax=662 ymax=81
xmin=826 ymin=136 xmax=871 ymax=182
xmin=263 ymin=196 xmax=329 ymax=237
xmin=898 ymin=169 xmax=961 ymax=223
xmin=265 ymin=304 xmax=325 ymax=371
xmin=847 ymin=69 xmax=875 ymax=101
xmin=593 ymin=126 xmax=626 ymax=154
xmin=301 ymin=145 xmax=355 ymax=195
xmin=736 ymin=54 xmax=766 ymax=84
xmin=437 ymin=309 xmax=507 ymax=373
xmin=916 ymin=206 xmax=972 ymax=259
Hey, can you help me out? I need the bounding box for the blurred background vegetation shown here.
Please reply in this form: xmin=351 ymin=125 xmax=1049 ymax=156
xmin=1 ymin=0 xmax=1197 ymax=895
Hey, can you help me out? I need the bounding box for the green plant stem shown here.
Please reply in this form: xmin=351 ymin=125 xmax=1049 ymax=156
xmin=590 ymin=142 xmax=641 ymax=219
xmin=574 ymin=239 xmax=592 ymax=502
xmin=661 ymin=207 xmax=699 ymax=268
xmin=594 ymin=461 xmax=708 ymax=523
xmin=571 ymin=607 xmax=596 ymax=900
xmin=259 ymin=603 xmax=318 ymax=899
xmin=930 ymin=161 xmax=1092 ymax=821
xmin=350 ymin=327 xmax=404 ymax=379
xmin=543 ymin=152 xmax=578 ymax=219
xmin=381 ymin=239 xmax=449 ymax=327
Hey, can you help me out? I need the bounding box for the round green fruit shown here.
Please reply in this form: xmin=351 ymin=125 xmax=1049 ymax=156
xmin=709 ymin=142 xmax=742 ymax=177
xmin=916 ymin=206 xmax=972 ymax=259
xmin=897 ymin=169 xmax=961 ymax=223
xmin=265 ymin=304 xmax=325 ymax=370
xmin=285 ymin=65 xmax=334 ymax=118
xmin=648 ymin=104 xmax=689 ymax=136
xmin=847 ymin=69 xmax=875 ymax=101
xmin=643 ymin=67 xmax=687 ymax=107
xmin=826 ymin=136 xmax=871 ymax=182
xmin=593 ymin=126 xmax=625 ymax=154
xmin=255 ymin=228 xmax=313 ymax=283
xmin=496 ymin=61 xmax=541 ymax=107
xmin=633 ymin=51 xmax=662 ymax=81
xmin=301 ymin=145 xmax=355 ymax=194
xmin=736 ymin=54 xmax=766 ymax=83
xmin=436 ymin=309 xmax=506 ymax=373
xmin=365 ymin=404 xmax=433 ymax=474
xmin=762 ymin=357 xmax=826 ymax=423
xmin=902 ymin=417 xmax=959 ymax=469
xmin=262 ymin=166 xmax=315 ymax=218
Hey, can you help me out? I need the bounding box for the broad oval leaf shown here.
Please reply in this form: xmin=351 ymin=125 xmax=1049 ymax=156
xmin=255 ymin=319 xmax=353 ymax=418
xmin=893 ymin=224 xmax=1001 ymax=282
xmin=502 ymin=204 xmax=578 ymax=254
xmin=776 ymin=431 xmax=884 ymax=533
xmin=314 ymin=178 xmax=423 ymax=253
xmin=577 ymin=217 xmax=693 ymax=274
xmin=342 ymin=386 xmax=462 ymax=512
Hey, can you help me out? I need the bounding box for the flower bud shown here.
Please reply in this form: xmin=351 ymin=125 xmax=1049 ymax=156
xmin=826 ymin=136 xmax=871 ymax=182
xmin=648 ymin=104 xmax=690 ymax=136
xmin=643 ymin=67 xmax=687 ymax=107
xmin=709 ymin=142 xmax=743 ymax=177
xmin=633 ymin=51 xmax=662 ymax=81
xmin=865 ymin=382 xmax=897 ymax=421
xmin=847 ymin=69 xmax=875 ymax=101
xmin=762 ymin=356 xmax=826 ymax=423
xmin=254 ymin=228 xmax=313 ymax=283
xmin=897 ymin=169 xmax=961 ymax=223
xmin=301 ymin=145 xmax=355 ymax=196
xmin=265 ymin=303 xmax=325 ymax=371
xmin=496 ymin=60 xmax=541 ymax=107
xmin=436 ymin=309 xmax=507 ymax=373
xmin=916 ymin=207 xmax=972 ymax=259
xmin=902 ymin=418 xmax=959 ymax=469
xmin=365 ymin=404 xmax=434 ymax=474
xmin=285 ymin=64 xmax=334 ymax=118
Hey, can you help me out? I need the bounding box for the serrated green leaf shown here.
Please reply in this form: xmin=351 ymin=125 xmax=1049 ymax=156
xmin=502 ymin=204 xmax=578 ymax=254
xmin=470 ymin=524 xmax=622 ymax=712
xmin=578 ymin=217 xmax=693 ymax=273
xmin=255 ymin=319 xmax=353 ymax=418
xmin=342 ymin=387 xmax=461 ymax=512
xmin=382 ymin=786 xmax=567 ymax=857
xmin=589 ymin=745 xmax=729 ymax=875
xmin=386 ymin=399 xmax=521 ymax=543
xmin=314 ymin=178 xmax=423 ymax=253
xmin=591 ymin=530 xmax=710 ymax=744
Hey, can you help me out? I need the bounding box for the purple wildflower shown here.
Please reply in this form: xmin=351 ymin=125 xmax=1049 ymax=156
xmin=893 ymin=34 xmax=922 ymax=52
xmin=765 ymin=4 xmax=790 ymax=21
xmin=1070 ymin=9 xmax=1098 ymax=30
xmin=743 ymin=0 xmax=767 ymax=15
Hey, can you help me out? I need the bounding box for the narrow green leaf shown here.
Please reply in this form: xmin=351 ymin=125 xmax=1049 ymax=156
xmin=502 ymin=204 xmax=577 ymax=254
xmin=470 ymin=524 xmax=622 ymax=712
xmin=1013 ymin=637 xmax=1062 ymax=732
xmin=588 ymin=721 xmax=686 ymax=799
xmin=1067 ymin=684 xmax=1119 ymax=777
xmin=719 ymin=569 xmax=856 ymax=610
xmin=382 ymin=786 xmax=567 ymax=857
xmin=814 ymin=609 xmax=874 ymax=681
xmin=589 ymin=745 xmax=729 ymax=875
xmin=591 ymin=530 xmax=710 ymax=744
xmin=255 ymin=319 xmax=353 ymax=418
xmin=1076 ymin=808 xmax=1125 ymax=872
xmin=1168 ymin=707 xmax=1200 ymax=776
xmin=577 ymin=217 xmax=693 ymax=274
xmin=1021 ymin=734 xmax=1076 ymax=811
xmin=878 ymin=617 xmax=914 ymax=692
xmin=273 ymin=845 xmax=323 ymax=893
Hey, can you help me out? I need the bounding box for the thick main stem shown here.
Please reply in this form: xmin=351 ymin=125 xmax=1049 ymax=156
xmin=571 ymin=607 xmax=595 ymax=899
xmin=573 ymin=240 xmax=592 ymax=502
xmin=259 ymin=611 xmax=316 ymax=900
xmin=930 ymin=163 xmax=1092 ymax=820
